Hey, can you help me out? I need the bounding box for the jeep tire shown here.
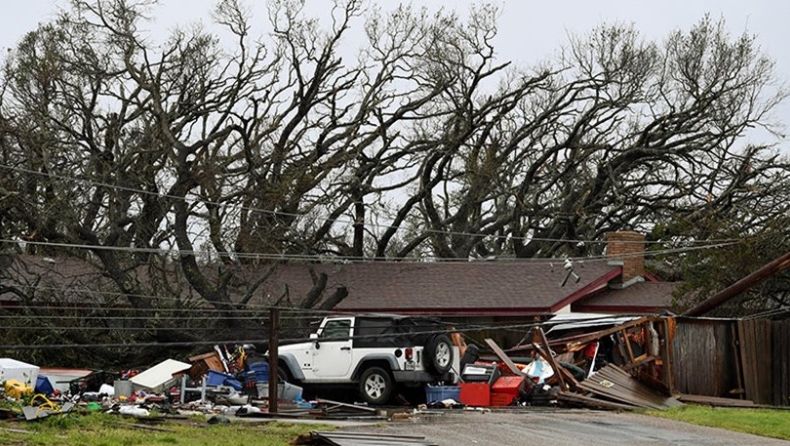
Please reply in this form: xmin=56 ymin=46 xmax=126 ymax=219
xmin=358 ymin=366 xmax=392 ymax=405
xmin=424 ymin=334 xmax=454 ymax=374
xmin=277 ymin=362 xmax=293 ymax=384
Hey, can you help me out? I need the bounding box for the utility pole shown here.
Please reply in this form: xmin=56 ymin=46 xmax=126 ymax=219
xmin=683 ymin=251 xmax=790 ymax=317
xmin=268 ymin=307 xmax=279 ymax=413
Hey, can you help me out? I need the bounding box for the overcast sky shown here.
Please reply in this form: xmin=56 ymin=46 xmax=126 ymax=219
xmin=2 ymin=0 xmax=789 ymax=140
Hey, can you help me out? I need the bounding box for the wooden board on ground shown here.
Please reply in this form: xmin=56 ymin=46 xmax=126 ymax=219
xmin=677 ymin=394 xmax=758 ymax=408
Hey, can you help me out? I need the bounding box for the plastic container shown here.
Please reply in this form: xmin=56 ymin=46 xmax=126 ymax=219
xmin=257 ymin=382 xmax=303 ymax=401
xmin=461 ymin=363 xmax=500 ymax=384
xmin=206 ymin=370 xmax=234 ymax=387
xmin=425 ymin=385 xmax=461 ymax=403
xmin=223 ymin=377 xmax=243 ymax=391
xmin=205 ymin=370 xmax=243 ymax=391
xmin=459 ymin=382 xmax=491 ymax=406
xmin=248 ymin=362 xmax=269 ymax=382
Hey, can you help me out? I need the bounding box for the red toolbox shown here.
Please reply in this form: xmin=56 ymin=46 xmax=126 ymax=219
xmin=490 ymin=376 xmax=525 ymax=406
xmin=459 ymin=382 xmax=490 ymax=406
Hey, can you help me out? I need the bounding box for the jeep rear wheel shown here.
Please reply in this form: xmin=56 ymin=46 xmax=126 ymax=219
xmin=358 ymin=367 xmax=392 ymax=405
xmin=424 ymin=334 xmax=454 ymax=374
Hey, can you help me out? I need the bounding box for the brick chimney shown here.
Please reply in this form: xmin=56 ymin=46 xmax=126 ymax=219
xmin=606 ymin=231 xmax=645 ymax=284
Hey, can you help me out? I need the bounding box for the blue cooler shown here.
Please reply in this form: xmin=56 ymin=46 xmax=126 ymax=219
xmin=249 ymin=362 xmax=269 ymax=382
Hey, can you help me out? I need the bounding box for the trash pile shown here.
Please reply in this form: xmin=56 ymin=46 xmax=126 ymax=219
xmin=0 ymin=315 xmax=685 ymax=424
xmin=426 ymin=315 xmax=683 ymax=411
xmin=0 ymin=345 xmax=310 ymax=422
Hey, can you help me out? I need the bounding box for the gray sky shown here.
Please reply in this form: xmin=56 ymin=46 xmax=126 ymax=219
xmin=2 ymin=0 xmax=789 ymax=139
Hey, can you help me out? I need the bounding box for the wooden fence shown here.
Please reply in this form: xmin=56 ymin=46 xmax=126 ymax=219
xmin=673 ymin=318 xmax=790 ymax=405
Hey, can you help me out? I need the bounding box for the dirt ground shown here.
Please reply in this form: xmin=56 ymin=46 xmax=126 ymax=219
xmin=341 ymin=408 xmax=790 ymax=446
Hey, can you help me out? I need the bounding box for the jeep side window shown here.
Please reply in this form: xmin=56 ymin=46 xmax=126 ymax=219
xmin=320 ymin=319 xmax=351 ymax=341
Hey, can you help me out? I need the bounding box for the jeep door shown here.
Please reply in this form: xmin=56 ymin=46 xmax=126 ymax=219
xmin=312 ymin=318 xmax=353 ymax=378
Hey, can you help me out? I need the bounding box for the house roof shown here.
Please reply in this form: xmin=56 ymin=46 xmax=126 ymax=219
xmin=572 ymin=281 xmax=678 ymax=314
xmin=254 ymin=260 xmax=621 ymax=316
xmin=2 ymin=255 xmax=675 ymax=317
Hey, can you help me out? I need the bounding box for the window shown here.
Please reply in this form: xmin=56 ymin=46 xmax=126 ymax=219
xmin=321 ymin=319 xmax=351 ymax=341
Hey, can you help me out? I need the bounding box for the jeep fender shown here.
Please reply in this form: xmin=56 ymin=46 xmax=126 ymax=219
xmin=351 ymin=354 xmax=400 ymax=380
xmin=277 ymin=353 xmax=305 ymax=381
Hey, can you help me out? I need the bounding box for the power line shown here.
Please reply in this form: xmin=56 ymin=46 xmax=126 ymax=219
xmin=0 ymin=163 xmax=747 ymax=246
xmin=0 ymin=325 xmax=263 ymax=331
xmin=0 ymin=237 xmax=739 ymax=264
xmin=0 ymin=313 xmax=649 ymax=350
xmin=0 ymin=314 xmax=266 ymax=321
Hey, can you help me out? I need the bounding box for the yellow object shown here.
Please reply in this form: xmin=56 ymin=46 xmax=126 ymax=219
xmin=4 ymin=379 xmax=33 ymax=399
xmin=29 ymin=394 xmax=58 ymax=411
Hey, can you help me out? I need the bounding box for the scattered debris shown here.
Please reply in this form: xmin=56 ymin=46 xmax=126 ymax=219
xmin=129 ymin=359 xmax=190 ymax=394
xmin=293 ymin=431 xmax=439 ymax=446
xmin=311 ymin=399 xmax=386 ymax=420
xmin=577 ymin=364 xmax=681 ymax=410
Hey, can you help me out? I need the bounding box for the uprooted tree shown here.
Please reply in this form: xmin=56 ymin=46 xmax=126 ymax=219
xmin=0 ymin=0 xmax=788 ymax=364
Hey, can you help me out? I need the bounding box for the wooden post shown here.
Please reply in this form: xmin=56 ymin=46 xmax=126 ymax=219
xmin=268 ymin=307 xmax=279 ymax=414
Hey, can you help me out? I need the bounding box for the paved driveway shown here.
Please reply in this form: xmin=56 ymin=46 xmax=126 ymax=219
xmin=343 ymin=409 xmax=789 ymax=446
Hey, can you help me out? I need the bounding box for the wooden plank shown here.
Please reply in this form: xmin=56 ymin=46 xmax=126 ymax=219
xmin=738 ymin=320 xmax=755 ymax=402
xmin=772 ymin=321 xmax=782 ymax=406
xmin=566 ymin=317 xmax=651 ymax=350
xmin=740 ymin=319 xmax=774 ymax=405
xmin=621 ymin=329 xmax=636 ymax=364
xmin=759 ymin=319 xmax=774 ymax=405
xmin=532 ymin=342 xmax=568 ymax=391
xmin=484 ymin=338 xmax=525 ymax=377
xmin=644 ymin=322 xmax=654 ymax=375
xmin=533 ymin=327 xmax=579 ymax=389
xmin=532 ymin=343 xmax=579 ymax=389
xmin=660 ymin=319 xmax=674 ymax=394
xmin=784 ymin=322 xmax=790 ymax=406
xmin=731 ymin=322 xmax=744 ymax=399
xmin=622 ymin=355 xmax=656 ymax=372
xmin=533 ymin=327 xmax=567 ymax=391
xmin=678 ymin=394 xmax=756 ymax=407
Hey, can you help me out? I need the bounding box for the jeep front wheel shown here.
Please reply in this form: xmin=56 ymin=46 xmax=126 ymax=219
xmin=358 ymin=367 xmax=392 ymax=405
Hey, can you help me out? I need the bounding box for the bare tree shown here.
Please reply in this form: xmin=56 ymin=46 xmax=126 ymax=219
xmin=0 ymin=0 xmax=788 ymax=365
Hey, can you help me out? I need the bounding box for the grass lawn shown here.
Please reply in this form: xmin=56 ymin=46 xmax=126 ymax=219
xmin=649 ymin=405 xmax=790 ymax=441
xmin=0 ymin=412 xmax=333 ymax=446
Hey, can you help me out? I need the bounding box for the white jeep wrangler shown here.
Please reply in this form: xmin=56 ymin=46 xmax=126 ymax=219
xmin=274 ymin=314 xmax=460 ymax=405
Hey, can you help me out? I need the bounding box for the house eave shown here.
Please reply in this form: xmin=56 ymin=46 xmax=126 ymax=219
xmin=572 ymin=304 xmax=665 ymax=314
xmin=549 ymin=267 xmax=623 ymax=313
xmin=332 ymin=307 xmax=553 ymax=317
